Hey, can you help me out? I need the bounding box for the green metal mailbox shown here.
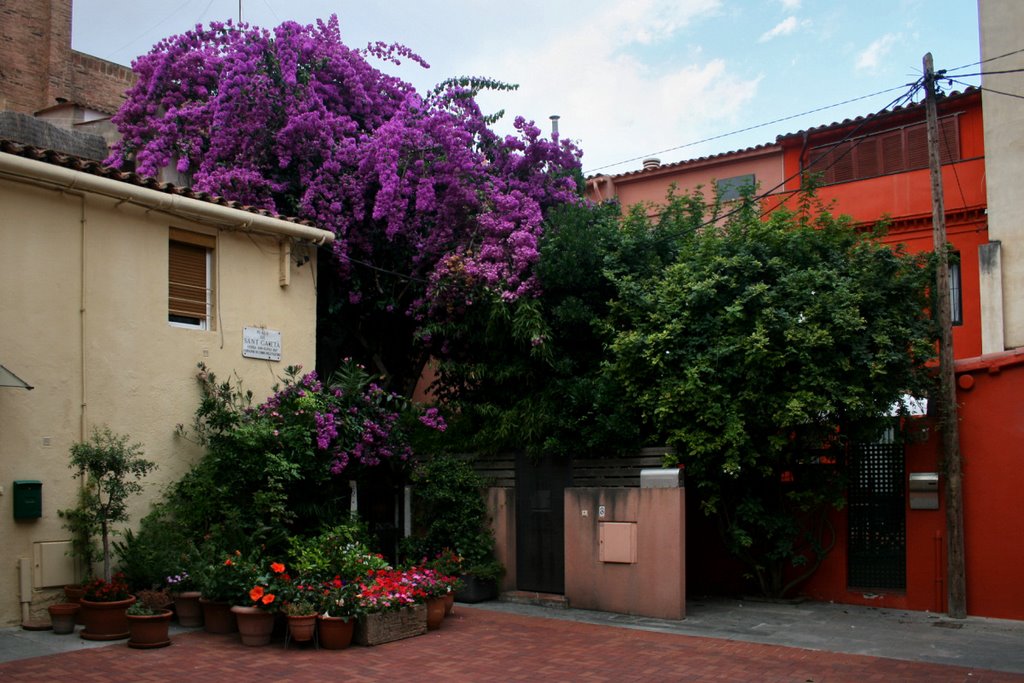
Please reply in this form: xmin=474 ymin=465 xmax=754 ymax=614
xmin=13 ymin=480 xmax=42 ymax=519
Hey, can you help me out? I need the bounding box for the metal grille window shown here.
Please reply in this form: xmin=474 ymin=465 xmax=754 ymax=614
xmin=847 ymin=441 xmax=906 ymax=590
xmin=168 ymin=229 xmax=214 ymax=329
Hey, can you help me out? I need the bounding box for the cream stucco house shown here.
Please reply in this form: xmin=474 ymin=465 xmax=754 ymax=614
xmin=0 ymin=130 xmax=333 ymax=626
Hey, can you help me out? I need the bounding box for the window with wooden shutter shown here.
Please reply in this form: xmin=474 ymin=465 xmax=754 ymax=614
xmin=806 ymin=113 xmax=961 ymax=185
xmin=168 ymin=229 xmax=215 ymax=328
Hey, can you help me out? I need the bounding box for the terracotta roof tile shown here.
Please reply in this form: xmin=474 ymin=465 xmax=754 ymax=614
xmin=0 ymin=138 xmax=316 ymax=227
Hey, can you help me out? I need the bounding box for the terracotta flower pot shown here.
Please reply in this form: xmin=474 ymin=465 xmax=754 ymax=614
xmin=443 ymin=593 xmax=455 ymax=617
xmin=174 ymin=591 xmax=203 ymax=627
xmin=317 ymin=615 xmax=354 ymax=650
xmin=79 ymin=596 xmax=136 ymax=641
xmin=286 ymin=614 xmax=317 ymax=643
xmin=48 ymin=603 xmax=80 ymax=635
xmin=199 ymin=598 xmax=237 ymax=634
xmin=426 ymin=597 xmax=445 ymax=630
xmin=231 ymin=605 xmax=275 ymax=646
xmin=63 ymin=585 xmax=86 ymax=624
xmin=127 ymin=609 xmax=173 ymax=649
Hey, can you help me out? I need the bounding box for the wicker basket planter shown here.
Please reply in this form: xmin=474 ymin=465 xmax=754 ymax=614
xmin=353 ymin=604 xmax=426 ymax=646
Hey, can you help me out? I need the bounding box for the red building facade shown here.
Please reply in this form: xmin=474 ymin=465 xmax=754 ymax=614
xmin=776 ymin=89 xmax=1023 ymax=620
xmin=587 ymin=87 xmax=1023 ymax=621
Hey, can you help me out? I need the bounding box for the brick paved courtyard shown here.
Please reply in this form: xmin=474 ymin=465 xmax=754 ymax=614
xmin=1 ymin=606 xmax=1020 ymax=682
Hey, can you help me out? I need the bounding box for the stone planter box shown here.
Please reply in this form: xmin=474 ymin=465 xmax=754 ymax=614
xmin=455 ymin=575 xmax=498 ymax=603
xmin=353 ymin=604 xmax=426 ymax=646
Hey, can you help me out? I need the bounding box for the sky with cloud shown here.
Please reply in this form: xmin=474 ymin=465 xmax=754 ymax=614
xmin=72 ymin=0 xmax=981 ymax=175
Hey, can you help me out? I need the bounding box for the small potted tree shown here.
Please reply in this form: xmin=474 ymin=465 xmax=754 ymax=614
xmin=64 ymin=427 xmax=156 ymax=639
xmin=407 ymin=455 xmax=504 ymax=603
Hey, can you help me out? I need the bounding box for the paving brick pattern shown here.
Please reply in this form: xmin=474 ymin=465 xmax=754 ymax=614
xmin=0 ymin=606 xmax=1020 ymax=682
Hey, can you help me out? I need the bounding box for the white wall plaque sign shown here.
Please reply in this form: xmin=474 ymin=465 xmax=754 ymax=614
xmin=243 ymin=327 xmax=282 ymax=361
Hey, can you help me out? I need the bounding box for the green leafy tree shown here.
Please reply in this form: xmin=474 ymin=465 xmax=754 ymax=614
xmin=428 ymin=199 xmax=684 ymax=457
xmin=403 ymin=455 xmax=503 ymax=582
xmin=607 ymin=192 xmax=937 ymax=597
xmin=66 ymin=427 xmax=157 ymax=582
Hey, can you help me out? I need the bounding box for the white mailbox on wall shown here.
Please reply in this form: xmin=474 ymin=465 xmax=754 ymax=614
xmin=908 ymin=472 xmax=939 ymax=510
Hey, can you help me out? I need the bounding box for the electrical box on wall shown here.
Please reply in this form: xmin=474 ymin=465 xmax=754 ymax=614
xmin=13 ymin=480 xmax=42 ymax=519
xmin=599 ymin=522 xmax=637 ymax=563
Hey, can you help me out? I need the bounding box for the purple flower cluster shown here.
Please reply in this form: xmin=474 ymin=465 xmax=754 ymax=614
xmin=251 ymin=364 xmax=441 ymax=476
xmin=109 ymin=16 xmax=583 ymax=332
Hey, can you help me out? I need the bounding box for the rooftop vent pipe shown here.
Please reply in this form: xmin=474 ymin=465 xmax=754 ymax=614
xmin=550 ymin=114 xmax=560 ymax=137
xmin=643 ymin=158 xmax=661 ymax=171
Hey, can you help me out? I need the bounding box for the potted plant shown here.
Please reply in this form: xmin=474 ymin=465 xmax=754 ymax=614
xmin=283 ymin=596 xmax=318 ymax=644
xmin=425 ymin=549 xmax=464 ymax=615
xmin=230 ymin=557 xmax=289 ymax=646
xmin=47 ymin=602 xmax=80 ymax=635
xmin=407 ymin=455 xmax=505 ymax=603
xmin=352 ymin=568 xmax=428 ymax=646
xmin=316 ymin=578 xmax=364 ymax=650
xmin=193 ymin=547 xmax=247 ymax=633
xmin=59 ymin=479 xmax=102 ymax=623
xmin=79 ymin=572 xmax=136 ymax=641
xmin=166 ymin=571 xmax=202 ymax=627
xmin=64 ymin=427 xmax=157 ymax=585
xmin=126 ymin=589 xmax=173 ymax=649
xmin=407 ymin=567 xmax=456 ymax=630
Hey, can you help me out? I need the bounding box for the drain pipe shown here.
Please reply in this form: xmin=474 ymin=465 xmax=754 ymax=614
xmin=18 ymin=557 xmax=33 ymax=624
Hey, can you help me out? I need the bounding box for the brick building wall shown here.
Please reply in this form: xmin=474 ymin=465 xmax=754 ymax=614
xmin=1 ymin=0 xmax=133 ymax=115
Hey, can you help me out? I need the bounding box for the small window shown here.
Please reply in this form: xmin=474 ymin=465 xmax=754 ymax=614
xmin=715 ymin=174 xmax=755 ymax=202
xmin=949 ymin=257 xmax=962 ymax=326
xmin=169 ymin=228 xmax=214 ymax=329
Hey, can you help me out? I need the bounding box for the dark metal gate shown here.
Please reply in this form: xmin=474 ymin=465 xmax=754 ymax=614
xmin=847 ymin=441 xmax=906 ymax=590
xmin=515 ymin=452 xmax=572 ymax=594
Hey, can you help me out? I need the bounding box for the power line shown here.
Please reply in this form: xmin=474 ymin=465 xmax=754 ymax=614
xmin=583 ymin=84 xmax=914 ymax=175
xmin=946 ymin=46 xmax=1024 ymax=73
xmin=648 ymin=81 xmax=925 ymax=232
xmin=943 ymin=68 xmax=1024 ymax=78
xmin=103 ymin=0 xmax=215 ymax=64
xmin=949 ymin=78 xmax=1024 ymax=101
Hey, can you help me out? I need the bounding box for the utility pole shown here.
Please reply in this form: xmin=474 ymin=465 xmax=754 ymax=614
xmin=923 ymin=52 xmax=966 ymax=619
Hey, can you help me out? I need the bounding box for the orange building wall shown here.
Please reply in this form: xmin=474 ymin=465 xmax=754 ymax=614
xmin=779 ymin=94 xmax=987 ymax=360
xmin=595 ymin=147 xmax=785 ymax=212
xmin=770 ymin=91 xmax=1024 ymax=620
xmin=803 ymin=352 xmax=1024 ymax=620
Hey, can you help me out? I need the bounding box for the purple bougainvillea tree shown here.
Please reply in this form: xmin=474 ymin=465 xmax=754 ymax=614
xmin=108 ymin=16 xmax=583 ymax=393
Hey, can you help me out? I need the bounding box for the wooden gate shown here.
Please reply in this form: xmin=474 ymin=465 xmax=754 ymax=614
xmin=515 ymin=452 xmax=572 ymax=594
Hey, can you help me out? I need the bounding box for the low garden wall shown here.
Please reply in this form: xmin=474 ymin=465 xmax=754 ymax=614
xmin=563 ymin=487 xmax=686 ymax=620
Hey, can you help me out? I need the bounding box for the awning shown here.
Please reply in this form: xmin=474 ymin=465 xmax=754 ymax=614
xmin=0 ymin=364 xmax=33 ymax=390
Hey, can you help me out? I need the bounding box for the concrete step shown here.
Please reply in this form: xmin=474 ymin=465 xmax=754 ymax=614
xmin=499 ymin=591 xmax=570 ymax=609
